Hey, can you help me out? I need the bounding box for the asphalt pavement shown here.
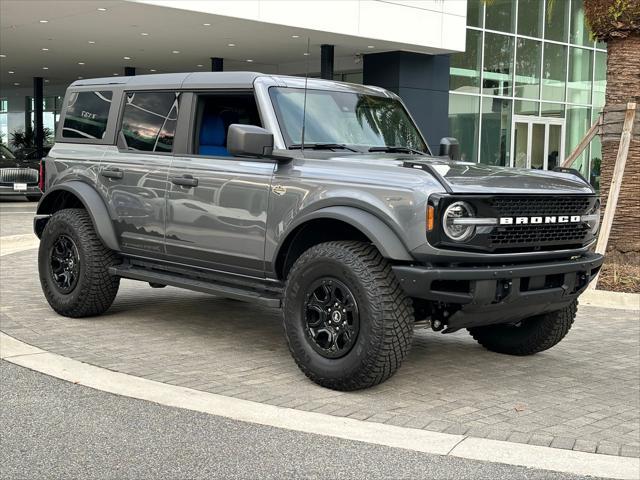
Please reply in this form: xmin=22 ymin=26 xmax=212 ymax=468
xmin=0 ymin=360 xmax=608 ymax=480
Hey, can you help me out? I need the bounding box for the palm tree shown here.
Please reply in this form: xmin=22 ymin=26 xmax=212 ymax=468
xmin=583 ymin=0 xmax=639 ymax=255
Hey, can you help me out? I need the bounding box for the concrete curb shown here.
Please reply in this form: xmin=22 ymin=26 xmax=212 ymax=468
xmin=1 ymin=332 xmax=637 ymax=480
xmin=581 ymin=289 xmax=640 ymax=311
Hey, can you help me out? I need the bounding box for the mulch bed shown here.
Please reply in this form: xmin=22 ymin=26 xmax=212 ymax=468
xmin=597 ymin=252 xmax=640 ymax=293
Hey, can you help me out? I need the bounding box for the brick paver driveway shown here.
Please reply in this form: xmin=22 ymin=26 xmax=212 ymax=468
xmin=1 ymin=205 xmax=638 ymax=458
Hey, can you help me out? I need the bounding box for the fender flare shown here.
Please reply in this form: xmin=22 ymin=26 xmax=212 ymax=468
xmin=277 ymin=206 xmax=413 ymax=262
xmin=35 ymin=182 xmax=120 ymax=251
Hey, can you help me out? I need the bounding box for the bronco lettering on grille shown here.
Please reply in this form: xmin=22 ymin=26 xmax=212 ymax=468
xmin=499 ymin=215 xmax=582 ymax=225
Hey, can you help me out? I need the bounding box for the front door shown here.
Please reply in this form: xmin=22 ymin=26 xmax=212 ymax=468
xmin=511 ymin=116 xmax=564 ymax=170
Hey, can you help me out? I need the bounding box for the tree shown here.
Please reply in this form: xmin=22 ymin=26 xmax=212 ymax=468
xmin=584 ymin=0 xmax=640 ymax=255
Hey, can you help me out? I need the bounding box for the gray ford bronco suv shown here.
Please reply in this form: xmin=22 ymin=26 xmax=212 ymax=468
xmin=35 ymin=72 xmax=603 ymax=390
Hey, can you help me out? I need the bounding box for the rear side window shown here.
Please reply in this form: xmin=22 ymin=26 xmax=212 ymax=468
xmin=62 ymin=91 xmax=112 ymax=139
xmin=121 ymin=92 xmax=179 ymax=153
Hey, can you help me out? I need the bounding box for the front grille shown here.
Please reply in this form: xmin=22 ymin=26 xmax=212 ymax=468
xmin=490 ymin=223 xmax=591 ymax=248
xmin=428 ymin=194 xmax=597 ymax=254
xmin=0 ymin=168 xmax=39 ymax=184
xmin=489 ymin=196 xmax=591 ymax=216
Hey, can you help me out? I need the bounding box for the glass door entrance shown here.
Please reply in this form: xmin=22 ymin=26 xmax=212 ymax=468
xmin=511 ymin=116 xmax=564 ymax=170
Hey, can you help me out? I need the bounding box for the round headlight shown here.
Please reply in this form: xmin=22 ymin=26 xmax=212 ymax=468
xmin=443 ymin=201 xmax=475 ymax=242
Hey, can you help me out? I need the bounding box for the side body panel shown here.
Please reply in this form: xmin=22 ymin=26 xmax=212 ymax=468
xmin=165 ymin=156 xmax=275 ymax=276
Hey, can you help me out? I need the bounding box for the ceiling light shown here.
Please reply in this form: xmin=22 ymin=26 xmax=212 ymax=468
xmin=13 ymin=82 xmax=20 ymax=86
xmin=113 ymin=73 xmax=119 ymax=75
xmin=150 ymin=69 xmax=156 ymax=72
xmin=78 ymin=76 xmax=84 ymax=79
xmin=140 ymin=32 xmax=149 ymax=36
xmin=196 ymin=64 xmax=203 ymax=67
xmin=88 ymin=40 xmax=96 ymax=44
xmin=78 ymin=62 xmax=85 ymax=65
xmin=123 ymin=56 xmax=131 ymax=60
xmin=42 ymin=67 xmax=48 ymax=70
xmin=0 ymin=54 xmax=6 ymax=58
xmin=303 ymin=52 xmax=310 ymax=56
xmin=203 ymin=23 xmax=211 ymax=26
xmin=8 ymin=71 xmax=15 ymax=74
xmin=97 ymin=7 xmax=107 ymax=11
xmin=41 ymin=48 xmax=49 ymax=51
xmin=39 ymin=20 xmax=49 ymax=23
xmin=227 ymin=43 xmax=235 ymax=47
xmin=172 ymin=50 xmax=180 ymax=54
xmin=246 ymin=59 xmax=254 ymax=63
xmin=367 ymin=45 xmax=375 ymax=49
xmin=45 ymin=79 xmax=49 ymax=83
xmin=291 ymin=35 xmax=300 ymax=38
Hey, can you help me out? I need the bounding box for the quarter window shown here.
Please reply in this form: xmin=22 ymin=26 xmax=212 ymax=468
xmin=62 ymin=91 xmax=112 ymax=139
xmin=121 ymin=92 xmax=179 ymax=152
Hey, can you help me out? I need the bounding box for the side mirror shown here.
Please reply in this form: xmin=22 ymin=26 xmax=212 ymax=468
xmin=227 ymin=124 xmax=274 ymax=157
xmin=439 ymin=137 xmax=460 ymax=161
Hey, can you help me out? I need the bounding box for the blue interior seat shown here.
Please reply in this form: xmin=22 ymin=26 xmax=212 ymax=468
xmin=199 ymin=114 xmax=229 ymax=156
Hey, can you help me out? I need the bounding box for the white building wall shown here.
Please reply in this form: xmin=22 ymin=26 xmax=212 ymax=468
xmin=130 ymin=0 xmax=467 ymax=53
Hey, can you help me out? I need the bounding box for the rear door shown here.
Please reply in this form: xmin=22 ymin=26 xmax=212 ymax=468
xmin=165 ymin=91 xmax=274 ymax=277
xmin=98 ymin=91 xmax=180 ymax=256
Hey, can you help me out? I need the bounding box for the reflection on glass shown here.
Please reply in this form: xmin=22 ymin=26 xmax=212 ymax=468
xmin=593 ymin=50 xmax=607 ymax=111
xmin=448 ymin=94 xmax=479 ymax=163
xmin=485 ymin=0 xmax=515 ymax=32
xmin=548 ymin=124 xmax=562 ymax=170
xmin=480 ymin=97 xmax=511 ymax=166
xmin=122 ymin=92 xmax=179 ymax=152
xmin=515 ymin=100 xmax=539 ymax=115
xmin=544 ymin=0 xmax=569 ymax=42
xmin=450 ymin=29 xmax=482 ymax=92
xmin=542 ymin=43 xmax=567 ymax=102
xmin=568 ymin=47 xmax=593 ymax=104
xmin=531 ymin=123 xmax=545 ymax=169
xmin=517 ymin=0 xmax=543 ymax=37
xmin=570 ymin=0 xmax=593 ymax=46
xmin=514 ymin=122 xmax=528 ymax=168
xmin=515 ymin=38 xmax=541 ymax=99
xmin=566 ymin=106 xmax=591 ymax=176
xmin=483 ymin=33 xmax=514 ymax=96
xmin=541 ymin=102 xmax=565 ymax=117
xmin=467 ymin=0 xmax=483 ymax=28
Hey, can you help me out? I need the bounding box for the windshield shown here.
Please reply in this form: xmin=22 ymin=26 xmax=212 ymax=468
xmin=269 ymin=87 xmax=428 ymax=153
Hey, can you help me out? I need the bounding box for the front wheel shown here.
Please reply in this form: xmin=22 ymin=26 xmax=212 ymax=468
xmin=283 ymin=241 xmax=414 ymax=391
xmin=38 ymin=208 xmax=120 ymax=317
xmin=468 ymin=301 xmax=577 ymax=356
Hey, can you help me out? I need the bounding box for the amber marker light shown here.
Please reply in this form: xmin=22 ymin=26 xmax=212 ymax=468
xmin=427 ymin=205 xmax=435 ymax=231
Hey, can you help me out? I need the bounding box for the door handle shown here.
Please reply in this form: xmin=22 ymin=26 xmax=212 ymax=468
xmin=101 ymin=168 xmax=123 ymax=180
xmin=171 ymin=175 xmax=198 ymax=188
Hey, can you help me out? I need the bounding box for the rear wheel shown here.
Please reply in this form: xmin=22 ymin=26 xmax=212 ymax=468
xmin=283 ymin=241 xmax=414 ymax=391
xmin=38 ymin=208 xmax=120 ymax=317
xmin=468 ymin=301 xmax=577 ymax=356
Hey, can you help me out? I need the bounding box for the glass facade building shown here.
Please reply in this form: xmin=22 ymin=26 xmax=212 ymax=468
xmin=449 ymin=0 xmax=606 ymax=188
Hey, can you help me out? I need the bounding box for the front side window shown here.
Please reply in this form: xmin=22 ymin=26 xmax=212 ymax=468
xmin=62 ymin=91 xmax=112 ymax=139
xmin=121 ymin=92 xmax=179 ymax=152
xmin=269 ymin=87 xmax=427 ymax=153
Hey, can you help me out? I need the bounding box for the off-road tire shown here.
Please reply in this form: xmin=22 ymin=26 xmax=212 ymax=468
xmin=38 ymin=208 xmax=120 ymax=317
xmin=468 ymin=301 xmax=577 ymax=356
xmin=283 ymin=241 xmax=414 ymax=390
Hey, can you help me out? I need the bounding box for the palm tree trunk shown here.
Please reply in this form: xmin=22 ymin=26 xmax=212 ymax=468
xmin=598 ymin=33 xmax=640 ymax=255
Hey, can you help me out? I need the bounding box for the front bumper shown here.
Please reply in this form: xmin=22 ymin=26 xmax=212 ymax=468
xmin=0 ymin=185 xmax=41 ymax=197
xmin=393 ymin=252 xmax=604 ymax=330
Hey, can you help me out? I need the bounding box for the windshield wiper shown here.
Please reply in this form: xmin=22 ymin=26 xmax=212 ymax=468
xmin=368 ymin=146 xmax=426 ymax=155
xmin=289 ymin=143 xmax=359 ymax=152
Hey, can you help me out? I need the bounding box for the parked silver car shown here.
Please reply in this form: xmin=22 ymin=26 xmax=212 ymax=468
xmin=0 ymin=144 xmax=42 ymax=201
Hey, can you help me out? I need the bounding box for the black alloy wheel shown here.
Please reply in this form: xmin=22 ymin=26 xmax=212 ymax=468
xmin=303 ymin=278 xmax=360 ymax=358
xmin=50 ymin=234 xmax=80 ymax=293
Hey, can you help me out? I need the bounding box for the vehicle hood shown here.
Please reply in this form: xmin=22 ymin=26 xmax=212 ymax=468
xmin=292 ymin=151 xmax=595 ymax=195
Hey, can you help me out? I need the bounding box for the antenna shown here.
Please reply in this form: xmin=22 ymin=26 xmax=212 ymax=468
xmin=300 ymin=37 xmax=310 ymax=154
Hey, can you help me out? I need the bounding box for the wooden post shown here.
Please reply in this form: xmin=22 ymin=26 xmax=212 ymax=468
xmin=562 ymin=114 xmax=602 ymax=168
xmin=589 ymin=102 xmax=637 ymax=289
